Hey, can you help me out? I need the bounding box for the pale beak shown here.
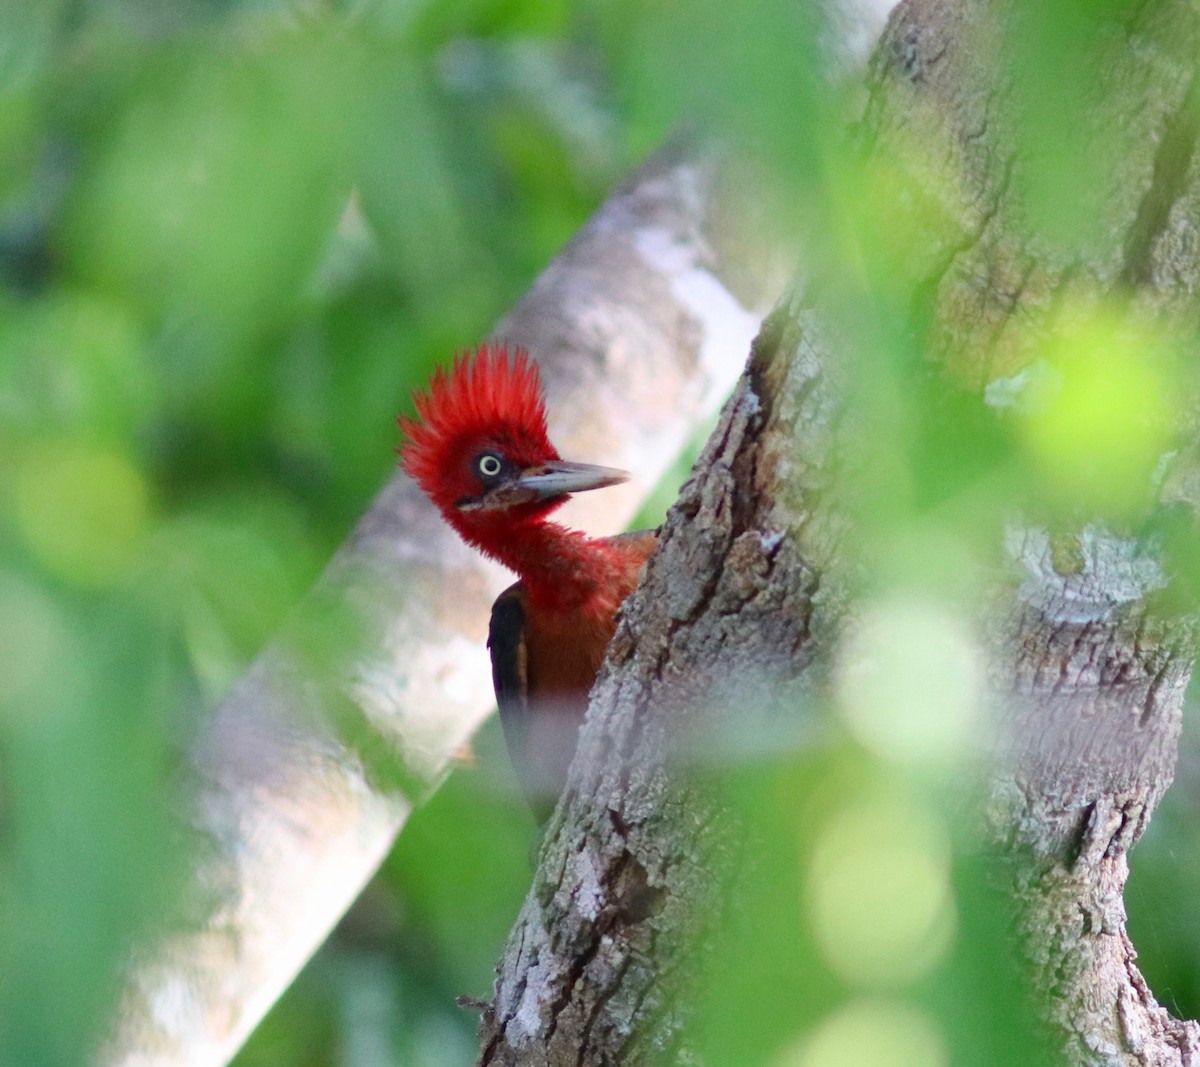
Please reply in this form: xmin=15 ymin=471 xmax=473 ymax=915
xmin=514 ymin=460 xmax=630 ymax=501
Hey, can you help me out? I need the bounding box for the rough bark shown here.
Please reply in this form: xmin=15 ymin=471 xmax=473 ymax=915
xmin=482 ymin=1 xmax=1200 ymax=1064
xmin=478 ymin=300 xmax=849 ymax=1065
xmin=102 ymin=147 xmax=783 ymax=1067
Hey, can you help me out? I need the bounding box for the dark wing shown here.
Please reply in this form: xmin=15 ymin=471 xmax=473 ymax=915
xmin=487 ymin=584 xmax=537 ymax=805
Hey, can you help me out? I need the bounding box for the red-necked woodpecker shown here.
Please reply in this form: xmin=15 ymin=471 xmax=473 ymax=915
xmin=399 ymin=343 xmax=655 ymax=816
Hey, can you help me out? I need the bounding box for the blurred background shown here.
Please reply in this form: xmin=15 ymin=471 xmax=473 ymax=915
xmin=1 ymin=1 xmax=1197 ymax=1065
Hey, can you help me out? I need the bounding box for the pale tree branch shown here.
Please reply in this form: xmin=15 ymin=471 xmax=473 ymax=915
xmin=102 ymin=147 xmax=784 ymax=1067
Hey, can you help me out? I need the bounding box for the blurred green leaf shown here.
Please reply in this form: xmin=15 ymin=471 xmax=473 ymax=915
xmin=2 ymin=3 xmax=1198 ymax=1066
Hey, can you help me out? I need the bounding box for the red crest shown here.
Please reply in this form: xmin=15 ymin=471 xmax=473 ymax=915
xmin=399 ymin=343 xmax=553 ymax=513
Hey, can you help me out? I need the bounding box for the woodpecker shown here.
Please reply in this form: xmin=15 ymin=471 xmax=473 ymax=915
xmin=399 ymin=343 xmax=656 ymax=816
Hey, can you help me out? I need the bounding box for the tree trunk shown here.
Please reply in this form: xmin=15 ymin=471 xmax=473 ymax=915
xmin=480 ymin=1 xmax=1200 ymax=1064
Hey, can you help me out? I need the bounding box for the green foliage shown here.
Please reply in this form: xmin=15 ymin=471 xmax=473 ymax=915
xmin=1130 ymin=765 xmax=1200 ymax=1027
xmin=2 ymin=0 xmax=1198 ymax=1065
xmin=700 ymin=749 xmax=1052 ymax=1067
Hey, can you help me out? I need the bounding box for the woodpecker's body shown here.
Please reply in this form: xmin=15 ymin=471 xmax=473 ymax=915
xmin=488 ymin=529 xmax=656 ymax=814
xmin=399 ymin=344 xmax=654 ymax=815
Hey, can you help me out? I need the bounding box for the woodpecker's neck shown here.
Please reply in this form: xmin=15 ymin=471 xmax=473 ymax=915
xmin=459 ymin=513 xmax=628 ymax=614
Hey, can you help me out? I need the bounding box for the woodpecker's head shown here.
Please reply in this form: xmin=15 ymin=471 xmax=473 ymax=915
xmin=399 ymin=343 xmax=628 ymax=539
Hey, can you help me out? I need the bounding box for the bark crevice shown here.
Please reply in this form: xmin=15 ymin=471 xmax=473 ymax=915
xmin=1122 ymin=68 xmax=1200 ymax=290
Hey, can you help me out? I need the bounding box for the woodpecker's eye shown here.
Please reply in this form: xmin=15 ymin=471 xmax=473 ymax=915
xmin=476 ymin=452 xmax=505 ymax=482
